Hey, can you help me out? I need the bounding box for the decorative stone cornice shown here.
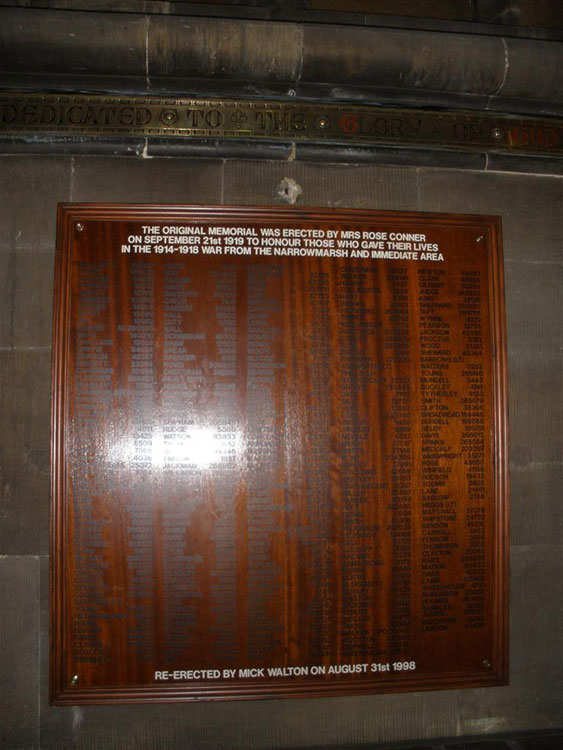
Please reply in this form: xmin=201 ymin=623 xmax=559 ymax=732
xmin=0 ymin=8 xmax=561 ymax=118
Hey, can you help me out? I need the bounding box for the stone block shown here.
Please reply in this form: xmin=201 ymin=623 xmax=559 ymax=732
xmin=510 ymin=462 xmax=562 ymax=546
xmin=301 ymin=25 xmax=505 ymax=94
xmin=416 ymin=170 xmax=562 ymax=264
xmin=0 ymin=8 xmax=147 ymax=91
xmin=504 ymin=260 xmax=562 ymax=357
xmin=475 ymin=0 xmax=563 ymax=30
xmin=70 ymin=156 xmax=223 ymax=204
xmin=223 ymin=160 xmax=419 ymax=210
xmin=0 ymin=350 xmax=51 ymax=555
xmin=457 ymin=545 xmax=563 ymax=735
xmin=0 ymin=251 xmax=14 ymax=346
xmin=0 ymin=250 xmax=55 ymax=349
xmin=39 ymin=687 xmax=459 ymax=749
xmin=0 ymin=555 xmax=40 ymax=750
xmin=518 ymin=734 xmax=563 ymax=750
xmin=508 ymin=351 xmax=562 ymax=468
xmin=0 ymin=156 xmax=72 ymax=252
xmin=355 ymin=0 xmax=473 ymax=20
xmin=501 ymin=38 xmax=563 ymax=102
xmin=148 ymin=16 xmax=302 ymax=91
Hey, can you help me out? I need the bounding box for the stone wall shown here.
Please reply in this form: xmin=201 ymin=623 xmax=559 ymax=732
xmin=1 ymin=154 xmax=561 ymax=749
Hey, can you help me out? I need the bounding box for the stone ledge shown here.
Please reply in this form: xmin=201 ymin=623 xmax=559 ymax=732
xmin=0 ymin=8 xmax=561 ymax=117
xmin=276 ymin=730 xmax=563 ymax=750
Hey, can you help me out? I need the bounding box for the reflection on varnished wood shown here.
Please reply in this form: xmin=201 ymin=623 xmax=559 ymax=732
xmin=51 ymin=205 xmax=509 ymax=703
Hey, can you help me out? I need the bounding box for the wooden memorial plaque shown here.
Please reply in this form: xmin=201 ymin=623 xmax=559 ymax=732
xmin=51 ymin=205 xmax=508 ymax=703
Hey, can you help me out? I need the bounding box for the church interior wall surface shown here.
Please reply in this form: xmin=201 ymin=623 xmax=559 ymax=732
xmin=0 ymin=154 xmax=561 ymax=748
xmin=0 ymin=1 xmax=561 ymax=747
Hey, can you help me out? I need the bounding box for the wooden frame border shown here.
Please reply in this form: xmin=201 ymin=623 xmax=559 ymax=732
xmin=51 ymin=204 xmax=509 ymax=704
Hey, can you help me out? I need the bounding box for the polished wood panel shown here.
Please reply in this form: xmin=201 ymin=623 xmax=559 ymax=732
xmin=51 ymin=205 xmax=508 ymax=703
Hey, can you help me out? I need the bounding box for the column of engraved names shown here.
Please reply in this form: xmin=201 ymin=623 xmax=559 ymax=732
xmin=209 ymin=264 xmax=239 ymax=661
xmin=305 ymin=270 xmax=332 ymax=660
xmin=161 ymin=263 xmax=201 ymax=661
xmin=120 ymin=260 xmax=156 ymax=659
xmin=384 ymin=266 xmax=412 ymax=656
xmin=71 ymin=260 xmax=112 ymax=664
xmin=246 ymin=263 xmax=284 ymax=661
xmin=458 ymin=270 xmax=486 ymax=630
xmin=337 ymin=267 xmax=383 ymax=661
xmin=418 ymin=267 xmax=461 ymax=635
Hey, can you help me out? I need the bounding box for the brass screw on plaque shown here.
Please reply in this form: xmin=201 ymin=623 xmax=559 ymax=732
xmin=492 ymin=128 xmax=504 ymax=139
xmin=71 ymin=674 xmax=80 ymax=686
xmin=482 ymin=659 xmax=491 ymax=669
xmin=76 ymin=223 xmax=84 ymax=232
